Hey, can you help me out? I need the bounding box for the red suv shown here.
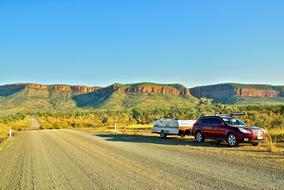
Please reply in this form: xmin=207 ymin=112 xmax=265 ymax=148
xmin=192 ymin=114 xmax=266 ymax=146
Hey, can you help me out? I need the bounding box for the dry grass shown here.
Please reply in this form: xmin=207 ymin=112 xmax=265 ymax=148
xmin=265 ymin=135 xmax=278 ymax=152
xmin=75 ymin=124 xmax=153 ymax=136
xmin=0 ymin=124 xmax=9 ymax=142
xmin=267 ymin=128 xmax=284 ymax=140
xmin=74 ymin=125 xmax=284 ymax=164
xmin=264 ymin=128 xmax=284 ymax=153
xmin=0 ymin=116 xmax=31 ymax=144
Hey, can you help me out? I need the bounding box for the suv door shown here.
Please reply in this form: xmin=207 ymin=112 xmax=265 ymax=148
xmin=211 ymin=118 xmax=226 ymax=139
xmin=201 ymin=118 xmax=215 ymax=138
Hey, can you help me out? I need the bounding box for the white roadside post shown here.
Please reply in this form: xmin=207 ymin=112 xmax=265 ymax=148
xmin=114 ymin=123 xmax=117 ymax=133
xmin=9 ymin=127 xmax=12 ymax=137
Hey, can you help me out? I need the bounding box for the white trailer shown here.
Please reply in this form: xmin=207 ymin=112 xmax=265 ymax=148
xmin=153 ymin=119 xmax=196 ymax=138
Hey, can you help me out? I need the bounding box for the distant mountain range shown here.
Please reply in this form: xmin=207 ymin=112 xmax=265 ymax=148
xmin=0 ymin=82 xmax=284 ymax=113
xmin=190 ymin=83 xmax=284 ymax=105
xmin=0 ymin=83 xmax=196 ymax=113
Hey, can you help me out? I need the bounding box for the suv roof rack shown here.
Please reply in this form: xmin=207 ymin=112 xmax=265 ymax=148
xmin=215 ymin=112 xmax=245 ymax=117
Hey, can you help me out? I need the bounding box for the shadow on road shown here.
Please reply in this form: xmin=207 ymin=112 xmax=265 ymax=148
xmin=96 ymin=134 xmax=233 ymax=148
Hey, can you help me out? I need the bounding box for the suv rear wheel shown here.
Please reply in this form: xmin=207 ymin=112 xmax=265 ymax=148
xmin=195 ymin=131 xmax=204 ymax=143
xmin=227 ymin=133 xmax=239 ymax=147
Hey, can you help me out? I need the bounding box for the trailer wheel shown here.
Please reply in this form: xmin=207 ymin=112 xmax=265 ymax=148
xmin=160 ymin=130 xmax=167 ymax=138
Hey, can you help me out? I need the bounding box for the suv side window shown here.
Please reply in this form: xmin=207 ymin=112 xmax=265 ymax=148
xmin=211 ymin=118 xmax=222 ymax=126
xmin=197 ymin=117 xmax=223 ymax=126
xmin=203 ymin=118 xmax=213 ymax=125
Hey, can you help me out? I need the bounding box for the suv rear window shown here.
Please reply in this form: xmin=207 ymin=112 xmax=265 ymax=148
xmin=197 ymin=118 xmax=207 ymax=125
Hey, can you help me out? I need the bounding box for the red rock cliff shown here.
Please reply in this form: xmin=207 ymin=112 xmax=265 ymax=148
xmin=123 ymin=85 xmax=191 ymax=96
xmin=94 ymin=84 xmax=191 ymax=97
xmin=49 ymin=85 xmax=71 ymax=92
xmin=234 ymin=88 xmax=279 ymax=97
xmin=24 ymin=84 xmax=97 ymax=93
xmin=25 ymin=84 xmax=48 ymax=90
xmin=190 ymin=84 xmax=282 ymax=98
xmin=71 ymin=86 xmax=97 ymax=93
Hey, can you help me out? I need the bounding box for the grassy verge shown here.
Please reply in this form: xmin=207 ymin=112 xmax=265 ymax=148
xmin=0 ymin=132 xmax=15 ymax=152
xmin=0 ymin=124 xmax=9 ymax=144
xmin=73 ymin=124 xmax=284 ymax=164
xmin=267 ymin=128 xmax=284 ymax=142
xmin=265 ymin=128 xmax=284 ymax=152
xmin=75 ymin=124 xmax=153 ymax=135
xmin=0 ymin=115 xmax=31 ymax=151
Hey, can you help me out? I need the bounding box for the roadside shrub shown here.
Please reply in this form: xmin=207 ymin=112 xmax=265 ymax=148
xmin=265 ymin=134 xmax=278 ymax=152
xmin=0 ymin=124 xmax=9 ymax=142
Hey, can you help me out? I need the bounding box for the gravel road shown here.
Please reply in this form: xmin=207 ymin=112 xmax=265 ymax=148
xmin=0 ymin=126 xmax=283 ymax=189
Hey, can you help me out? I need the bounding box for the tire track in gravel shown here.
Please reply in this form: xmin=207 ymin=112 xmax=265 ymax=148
xmin=0 ymin=127 xmax=283 ymax=190
xmin=56 ymin=130 xmax=251 ymax=189
xmin=52 ymin=130 xmax=241 ymax=190
xmin=46 ymin=130 xmax=167 ymax=190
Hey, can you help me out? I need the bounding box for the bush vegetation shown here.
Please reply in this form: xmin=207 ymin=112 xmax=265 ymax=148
xmin=0 ymin=113 xmax=31 ymax=142
xmin=1 ymin=99 xmax=284 ymax=144
xmin=33 ymin=99 xmax=284 ymax=140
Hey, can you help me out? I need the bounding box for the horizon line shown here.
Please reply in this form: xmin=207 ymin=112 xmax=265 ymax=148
xmin=0 ymin=81 xmax=283 ymax=89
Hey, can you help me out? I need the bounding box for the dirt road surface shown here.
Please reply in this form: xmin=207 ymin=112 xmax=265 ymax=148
xmin=0 ymin=125 xmax=283 ymax=189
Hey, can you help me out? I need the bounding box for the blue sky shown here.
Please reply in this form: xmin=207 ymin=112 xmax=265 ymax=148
xmin=0 ymin=0 xmax=283 ymax=87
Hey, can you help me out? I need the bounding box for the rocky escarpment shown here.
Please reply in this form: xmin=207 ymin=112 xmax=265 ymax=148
xmin=71 ymin=86 xmax=97 ymax=93
xmin=93 ymin=83 xmax=191 ymax=97
xmin=190 ymin=83 xmax=284 ymax=99
xmin=25 ymin=84 xmax=48 ymax=90
xmin=234 ymin=88 xmax=279 ymax=97
xmin=1 ymin=82 xmax=284 ymax=112
xmin=124 ymin=85 xmax=190 ymax=96
xmin=96 ymin=83 xmax=191 ymax=97
xmin=1 ymin=83 xmax=192 ymax=97
xmin=24 ymin=83 xmax=97 ymax=93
